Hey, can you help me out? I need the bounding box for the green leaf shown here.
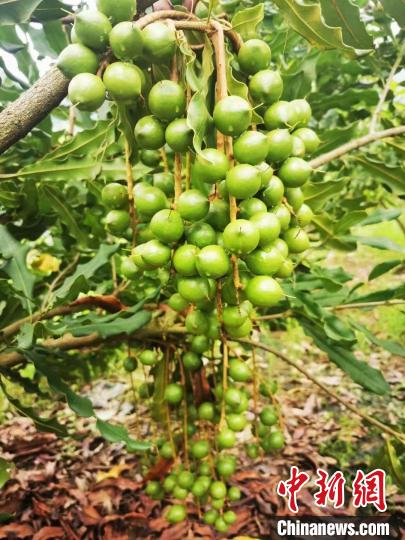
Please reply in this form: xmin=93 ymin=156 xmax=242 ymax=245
xmin=319 ymin=0 xmax=373 ymax=50
xmin=40 ymin=185 xmax=89 ymax=247
xmin=0 ymin=458 xmax=12 ymax=489
xmin=32 ymin=0 xmax=69 ymax=21
xmin=310 ymin=88 xmax=378 ymax=115
xmin=348 ymin=285 xmax=405 ymax=304
xmin=0 ymin=379 xmax=68 ymax=436
xmin=272 ymin=0 xmax=358 ymax=55
xmin=96 ymin=419 xmax=152 ymax=451
xmin=352 ymin=321 xmax=405 ymax=357
xmin=335 ymin=210 xmax=368 ymax=234
xmin=53 ymin=244 xmax=119 ymax=303
xmin=380 ymin=0 xmax=405 ymax=27
xmin=151 ymin=358 xmax=166 ymax=423
xmin=342 ymin=235 xmax=405 ymax=254
xmin=302 ymin=323 xmax=390 ymax=395
xmin=304 ymin=179 xmax=346 ymax=211
xmin=358 ymin=208 xmax=401 ymax=226
xmin=368 ymin=260 xmax=402 ymax=281
xmin=0 ymin=225 xmax=35 ymax=312
xmin=187 ymin=36 xmax=214 ymax=154
xmin=0 ymin=0 xmax=43 ymax=25
xmin=351 ymin=156 xmax=405 ymax=195
xmin=314 ymin=124 xmax=357 ymax=156
xmin=231 ymin=4 xmax=264 ymax=40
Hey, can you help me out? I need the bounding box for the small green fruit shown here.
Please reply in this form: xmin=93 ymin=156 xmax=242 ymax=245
xmin=249 ymin=70 xmax=283 ymax=105
xmin=134 ymin=115 xmax=165 ymax=150
xmin=75 ymin=10 xmax=112 ymax=52
xmin=142 ymin=22 xmax=176 ymax=63
xmin=96 ymin=0 xmax=136 ymax=25
xmin=234 ymin=131 xmax=269 ymax=166
xmin=148 ymin=80 xmax=186 ymax=122
xmin=245 ymin=276 xmax=284 ymax=307
xmin=213 ymin=96 xmax=252 ymax=136
xmin=165 ymin=118 xmax=193 ymax=152
xmin=101 ymin=182 xmax=127 ymax=209
xmin=68 ymin=73 xmax=105 ymax=111
xmin=103 ymin=62 xmax=141 ymax=102
xmin=150 ymin=209 xmax=184 ymax=243
xmin=57 ymin=44 xmax=98 ymax=78
xmin=164 ymin=383 xmax=183 ymax=405
xmin=238 ymin=38 xmax=271 ymax=75
xmin=109 ymin=21 xmax=143 ymax=60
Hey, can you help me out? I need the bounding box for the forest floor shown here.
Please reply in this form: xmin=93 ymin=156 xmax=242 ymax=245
xmin=0 ymin=233 xmax=404 ymax=539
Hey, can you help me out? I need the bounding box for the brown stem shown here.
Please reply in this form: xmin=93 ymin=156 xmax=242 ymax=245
xmin=125 ymin=139 xmax=137 ymax=246
xmin=309 ymin=126 xmax=405 ymax=169
xmin=178 ymin=356 xmax=189 ymax=468
xmin=160 ymin=148 xmax=169 ymax=172
xmin=236 ymin=338 xmax=405 ymax=444
xmin=66 ymin=106 xmax=75 ymax=137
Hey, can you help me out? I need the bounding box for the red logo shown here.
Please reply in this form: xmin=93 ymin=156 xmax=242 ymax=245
xmin=276 ymin=466 xmax=310 ymax=513
xmin=352 ymin=469 xmax=387 ymax=512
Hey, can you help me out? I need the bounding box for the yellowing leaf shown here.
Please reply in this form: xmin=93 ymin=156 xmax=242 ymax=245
xmin=96 ymin=463 xmax=129 ymax=482
xmin=27 ymin=250 xmax=61 ymax=274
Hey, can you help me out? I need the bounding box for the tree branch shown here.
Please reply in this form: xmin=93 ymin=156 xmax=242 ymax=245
xmin=0 ymin=67 xmax=69 ymax=155
xmin=309 ymin=125 xmax=405 ymax=169
xmin=236 ymin=338 xmax=405 ymax=444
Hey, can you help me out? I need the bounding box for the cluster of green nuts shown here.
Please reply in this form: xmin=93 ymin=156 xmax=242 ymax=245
xmin=57 ymin=0 xmax=319 ymax=532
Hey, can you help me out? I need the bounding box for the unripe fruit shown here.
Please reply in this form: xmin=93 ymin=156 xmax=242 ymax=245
xmin=216 ymin=427 xmax=236 ymax=449
xmin=260 ymin=405 xmax=278 ymax=426
xmin=177 ymin=276 xmax=215 ymax=303
xmin=246 ymin=245 xmax=284 ymax=275
xmin=150 ymin=209 xmax=184 ymax=243
xmin=57 ymin=44 xmax=98 ymax=79
xmin=140 ymin=149 xmax=161 ymax=166
xmin=123 ymin=357 xmax=137 ymax=372
xmin=133 ymin=186 xmax=168 ymax=217
xmin=185 ymin=310 xmax=209 ymax=335
xmin=178 ymin=471 xmax=195 ymax=490
xmin=278 ymin=157 xmax=312 ymax=187
xmin=216 ymin=456 xmax=236 ymax=477
xmin=238 ymin=39 xmax=271 ymax=75
xmin=148 ymin=80 xmax=186 ymax=122
xmin=195 ymin=148 xmax=229 ymax=184
xmin=141 ymin=239 xmax=171 ymax=268
xmin=96 ymin=0 xmax=136 ymax=25
xmin=222 ymin=305 xmax=249 ymax=328
xmin=196 ymin=245 xmax=230 ymax=279
xmin=120 ymin=257 xmax=138 ymax=279
xmin=166 ymin=504 xmax=187 ymax=523
xmin=286 ymin=190 xmax=303 ymax=213
xmin=239 ymin=198 xmax=267 ymax=219
xmin=206 ymin=199 xmax=230 ymax=230
xmin=229 ymin=358 xmax=252 ymax=382
xmin=168 ymin=293 xmax=188 ymax=312
xmin=264 ymin=430 xmax=285 ymax=451
xmin=101 ymin=182 xmax=127 ymax=209
xmin=173 ymin=485 xmax=188 ymax=499
xmin=215 ymin=517 xmax=229 ymax=533
xmin=233 ymin=131 xmax=269 ymax=165
xmin=142 ymin=22 xmax=176 ymax=63
xmin=226 ymin=164 xmax=262 ymax=199
xmin=204 ymin=509 xmax=218 ymax=525
xmin=246 ymin=443 xmax=260 ymax=459
xmin=160 ymin=441 xmax=175 ymax=458
xmin=226 ymin=413 xmax=248 ymax=432
xmin=186 ymin=222 xmax=217 ymax=248
xmin=249 ymin=70 xmax=283 ymax=105
xmin=178 ymin=190 xmax=209 ymax=221
xmin=262 ymin=176 xmax=285 ymax=207
xmin=250 ymin=211 xmax=281 ymax=246
xmin=191 ymin=335 xmax=210 ymax=354
xmin=213 ymin=96 xmax=252 ymax=136
xmin=289 ymin=99 xmax=312 ymax=128
xmin=273 ymin=204 xmax=291 ymax=231
xmin=258 ymin=162 xmax=274 ymax=188
xmin=165 ymin=118 xmax=193 ymax=152
xmin=276 ymin=258 xmax=294 ymax=278
xmin=173 ymin=244 xmax=199 ymax=276
xmin=68 ymin=74 xmax=105 ymax=111
xmin=283 ymin=227 xmax=310 ymax=253
xmin=295 ymin=203 xmax=313 ymax=226
xmin=153 ymin=172 xmax=174 ymax=196
xmin=103 ymin=62 xmax=141 ymax=102
xmin=223 ymin=510 xmax=237 ymax=525
xmin=264 ymin=101 xmax=291 ymax=130
xmin=293 ymin=127 xmax=320 ymax=154
xmin=228 ymin=486 xmax=241 ymax=501
xmin=164 ymin=383 xmax=183 ymax=405
xmin=210 ymin=480 xmax=227 ymax=499
xmin=146 ymin=480 xmax=161 ymax=497
xmin=139 ymin=350 xmax=158 ymax=366
xmin=291 ymin=135 xmax=306 ymax=158
xmin=223 ymin=219 xmax=260 ymax=255
xmin=109 ymin=21 xmax=143 ymax=60
xmin=266 ymin=129 xmax=293 ymax=163
xmin=105 ymin=209 xmax=129 ymax=234
xmin=191 ymin=439 xmax=210 ymax=459
xmin=225 ymin=387 xmax=243 ymax=408
xmin=198 ymin=402 xmax=215 ymax=420
xmin=134 ymin=115 xmax=165 ymax=150
xmin=75 ymin=10 xmax=112 ymax=52
xmin=246 ymin=276 xmax=284 ymax=307
xmin=226 ymin=318 xmax=253 ymax=338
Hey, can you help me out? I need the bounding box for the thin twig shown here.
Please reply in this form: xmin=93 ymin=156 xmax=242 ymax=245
xmin=237 ymin=338 xmax=405 ymax=444
xmin=125 ymin=139 xmax=137 ymax=246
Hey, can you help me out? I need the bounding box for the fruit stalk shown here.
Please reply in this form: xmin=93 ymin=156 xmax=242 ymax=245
xmin=124 ymin=139 xmax=138 ymax=245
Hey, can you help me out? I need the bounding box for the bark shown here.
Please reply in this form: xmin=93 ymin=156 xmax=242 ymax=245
xmin=0 ymin=67 xmax=69 ymax=155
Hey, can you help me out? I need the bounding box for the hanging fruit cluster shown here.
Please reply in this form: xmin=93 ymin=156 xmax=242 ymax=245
xmin=57 ymin=0 xmax=319 ymax=532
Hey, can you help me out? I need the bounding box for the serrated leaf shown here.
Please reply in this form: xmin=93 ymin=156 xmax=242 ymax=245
xmin=59 ymin=310 xmax=151 ymax=339
xmin=231 ymin=4 xmax=264 ymax=41
xmin=342 ymin=235 xmax=405 ymax=254
xmin=96 ymin=419 xmax=152 ymax=451
xmin=0 ymin=0 xmax=43 ymax=25
xmin=310 ymin=88 xmax=378 ymax=115
xmin=0 ymin=157 xmax=102 ymax=182
xmin=351 ymin=156 xmax=405 ymax=195
xmin=302 ymin=323 xmax=390 ymax=395
xmin=368 ymin=260 xmax=402 ymax=281
xmin=32 ymin=0 xmax=69 ymax=22
xmin=53 ymin=244 xmax=119 ymax=303
xmin=304 ymin=179 xmax=346 ymax=211
xmin=319 ymin=0 xmax=373 ymax=50
xmin=40 ymin=185 xmax=89 ymax=246
xmin=0 ymin=225 xmax=35 ymax=312
xmin=335 ymin=210 xmax=368 ymax=234
xmin=272 ymin=0 xmax=358 ymax=55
